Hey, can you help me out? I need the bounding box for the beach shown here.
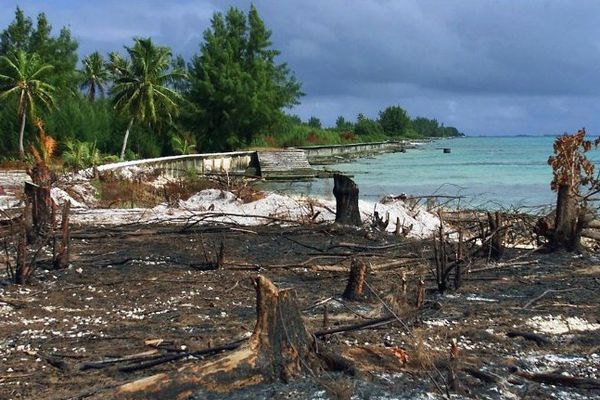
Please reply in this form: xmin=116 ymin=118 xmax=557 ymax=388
xmin=1 ymin=140 xmax=600 ymax=399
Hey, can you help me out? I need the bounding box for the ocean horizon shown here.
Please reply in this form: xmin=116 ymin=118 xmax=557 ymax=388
xmin=264 ymin=136 xmax=600 ymax=210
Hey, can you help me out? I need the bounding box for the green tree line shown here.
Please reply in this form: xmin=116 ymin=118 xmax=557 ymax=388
xmin=0 ymin=6 xmax=462 ymax=166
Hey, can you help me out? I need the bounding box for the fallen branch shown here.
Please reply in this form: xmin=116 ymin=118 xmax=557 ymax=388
xmin=462 ymin=367 xmax=502 ymax=384
xmin=80 ymin=350 xmax=159 ymax=370
xmin=119 ymin=340 xmax=244 ymax=373
xmin=523 ymin=288 xmax=579 ymax=309
xmin=327 ymin=242 xmax=403 ymax=251
xmin=469 ymin=260 xmax=538 ymax=273
xmin=506 ymin=331 xmax=550 ymax=346
xmin=0 ymin=297 xmax=25 ymax=308
xmin=515 ymin=370 xmax=600 ymax=389
xmin=313 ymin=315 xmax=395 ymax=338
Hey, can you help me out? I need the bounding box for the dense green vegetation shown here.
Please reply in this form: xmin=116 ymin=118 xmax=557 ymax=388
xmin=0 ymin=6 xmax=463 ymax=166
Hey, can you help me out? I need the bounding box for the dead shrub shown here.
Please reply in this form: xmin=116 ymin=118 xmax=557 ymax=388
xmin=162 ymin=178 xmax=218 ymax=206
xmin=406 ymin=328 xmax=443 ymax=371
xmin=321 ymin=377 xmax=354 ymax=400
xmin=92 ymin=171 xmax=266 ymax=209
xmin=307 ymin=131 xmax=319 ymax=144
xmin=0 ymin=160 xmax=29 ymax=169
xmin=95 ymin=179 xmax=161 ymax=208
xmin=340 ymin=131 xmax=356 ymax=142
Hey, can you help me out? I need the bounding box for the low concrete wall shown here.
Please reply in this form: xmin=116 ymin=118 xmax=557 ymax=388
xmin=93 ymin=140 xmax=418 ymax=178
xmin=297 ymin=141 xmax=406 ymax=163
xmin=96 ymin=151 xmax=258 ymax=178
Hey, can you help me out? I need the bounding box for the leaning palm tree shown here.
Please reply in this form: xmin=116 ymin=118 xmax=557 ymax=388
xmin=0 ymin=50 xmax=56 ymax=159
xmin=80 ymin=51 xmax=109 ymax=101
xmin=110 ymin=38 xmax=185 ymax=160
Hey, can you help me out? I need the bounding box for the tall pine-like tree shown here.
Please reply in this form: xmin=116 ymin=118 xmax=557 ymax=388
xmin=0 ymin=8 xmax=78 ymax=91
xmin=378 ymin=105 xmax=410 ymax=136
xmin=186 ymin=5 xmax=302 ymax=151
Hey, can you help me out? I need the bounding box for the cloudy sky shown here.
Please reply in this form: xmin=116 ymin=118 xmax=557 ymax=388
xmin=2 ymin=0 xmax=600 ymax=135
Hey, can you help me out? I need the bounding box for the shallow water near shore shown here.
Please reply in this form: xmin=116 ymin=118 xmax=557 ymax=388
xmin=264 ymin=136 xmax=600 ymax=210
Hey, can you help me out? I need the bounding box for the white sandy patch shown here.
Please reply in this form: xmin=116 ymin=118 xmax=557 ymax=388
xmin=465 ymin=294 xmax=498 ymax=302
xmin=51 ymin=188 xmax=87 ymax=208
xmin=523 ymin=353 xmax=599 ymax=378
xmin=526 ymin=315 xmax=600 ymax=334
xmin=67 ymin=189 xmax=440 ymax=238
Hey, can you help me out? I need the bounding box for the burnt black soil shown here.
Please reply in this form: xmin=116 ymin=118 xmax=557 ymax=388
xmin=1 ymin=224 xmax=599 ymax=399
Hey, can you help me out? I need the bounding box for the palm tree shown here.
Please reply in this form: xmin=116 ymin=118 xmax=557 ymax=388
xmin=107 ymin=51 xmax=130 ymax=80
xmin=0 ymin=50 xmax=56 ymax=159
xmin=110 ymin=38 xmax=185 ymax=160
xmin=80 ymin=51 xmax=109 ymax=101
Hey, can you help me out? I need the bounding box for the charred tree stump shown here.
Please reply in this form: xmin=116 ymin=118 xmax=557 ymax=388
xmin=53 ymin=201 xmax=71 ymax=269
xmin=333 ymin=174 xmax=361 ymax=226
xmin=116 ymin=276 xmax=328 ymax=398
xmin=24 ymin=182 xmax=54 ymax=243
xmin=551 ymin=184 xmax=581 ymax=251
xmin=447 ymin=340 xmax=460 ymax=392
xmin=433 ymin=224 xmax=448 ymax=293
xmin=486 ymin=211 xmax=505 ymax=260
xmin=28 ymin=162 xmax=55 ymax=188
xmin=15 ymin=229 xmax=31 ymax=285
xmin=454 ymin=229 xmax=464 ymax=290
xmin=416 ymin=278 xmax=425 ymax=308
xmin=373 ymin=211 xmax=389 ymax=231
xmin=342 ymin=258 xmax=367 ymax=301
xmin=394 ymin=217 xmax=402 ymax=236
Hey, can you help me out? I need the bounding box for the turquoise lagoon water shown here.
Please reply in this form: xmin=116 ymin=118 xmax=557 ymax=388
xmin=265 ymin=136 xmax=600 ymax=209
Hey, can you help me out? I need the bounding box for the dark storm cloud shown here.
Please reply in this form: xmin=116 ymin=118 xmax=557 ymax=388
xmin=2 ymin=0 xmax=600 ymax=134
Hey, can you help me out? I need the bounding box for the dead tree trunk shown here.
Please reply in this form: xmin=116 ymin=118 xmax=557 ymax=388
xmin=551 ymin=184 xmax=581 ymax=251
xmin=15 ymin=229 xmax=31 ymax=285
xmin=53 ymin=201 xmax=71 ymax=269
xmin=24 ymin=182 xmax=54 ymax=243
xmin=333 ymin=174 xmax=361 ymax=226
xmin=342 ymin=258 xmax=367 ymax=301
xmin=116 ymin=276 xmax=323 ymax=398
xmin=433 ymin=223 xmax=449 ymax=293
xmin=486 ymin=211 xmax=505 ymax=260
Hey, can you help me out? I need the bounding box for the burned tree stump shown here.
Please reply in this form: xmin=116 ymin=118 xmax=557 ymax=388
xmin=373 ymin=211 xmax=389 ymax=231
xmin=53 ymin=201 xmax=71 ymax=270
xmin=116 ymin=276 xmax=323 ymax=398
xmin=551 ymin=184 xmax=581 ymax=251
xmin=342 ymin=258 xmax=367 ymax=301
xmin=24 ymin=182 xmax=54 ymax=243
xmin=15 ymin=229 xmax=32 ymax=285
xmin=333 ymin=174 xmax=361 ymax=226
xmin=486 ymin=211 xmax=505 ymax=260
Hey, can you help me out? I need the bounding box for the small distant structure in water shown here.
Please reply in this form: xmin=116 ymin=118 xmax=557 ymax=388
xmin=437 ymin=147 xmax=452 ymax=153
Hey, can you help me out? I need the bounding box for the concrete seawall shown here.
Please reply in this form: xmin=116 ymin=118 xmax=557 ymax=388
xmin=297 ymin=141 xmax=407 ymax=164
xmin=92 ymin=140 xmax=420 ymax=179
xmin=95 ymin=151 xmax=258 ymax=178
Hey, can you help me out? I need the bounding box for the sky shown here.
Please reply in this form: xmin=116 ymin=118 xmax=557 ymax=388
xmin=2 ymin=0 xmax=600 ymax=136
